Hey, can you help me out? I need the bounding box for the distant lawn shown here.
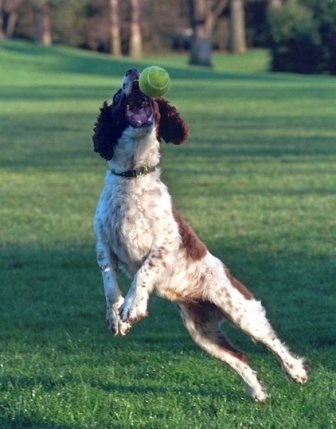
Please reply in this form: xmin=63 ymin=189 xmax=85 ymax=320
xmin=0 ymin=40 xmax=335 ymax=429
xmin=146 ymin=49 xmax=270 ymax=73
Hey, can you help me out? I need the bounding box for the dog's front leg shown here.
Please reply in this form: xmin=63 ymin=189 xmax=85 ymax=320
xmin=120 ymin=248 xmax=167 ymax=324
xmin=96 ymin=241 xmax=131 ymax=336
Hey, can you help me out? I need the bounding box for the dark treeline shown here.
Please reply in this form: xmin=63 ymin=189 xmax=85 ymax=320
xmin=0 ymin=1 xmax=273 ymax=55
xmin=1 ymin=0 xmax=335 ymax=74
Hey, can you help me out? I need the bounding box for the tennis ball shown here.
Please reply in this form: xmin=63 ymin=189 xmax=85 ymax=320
xmin=139 ymin=66 xmax=171 ymax=98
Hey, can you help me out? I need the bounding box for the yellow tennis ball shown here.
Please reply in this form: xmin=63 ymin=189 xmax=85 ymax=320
xmin=139 ymin=66 xmax=171 ymax=98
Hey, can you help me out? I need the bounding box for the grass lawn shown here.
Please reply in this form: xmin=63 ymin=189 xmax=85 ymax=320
xmin=0 ymin=40 xmax=335 ymax=428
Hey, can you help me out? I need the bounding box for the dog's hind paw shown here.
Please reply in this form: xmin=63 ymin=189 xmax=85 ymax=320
xmin=286 ymin=359 xmax=309 ymax=384
xmin=245 ymin=384 xmax=268 ymax=402
xmin=280 ymin=355 xmax=309 ymax=385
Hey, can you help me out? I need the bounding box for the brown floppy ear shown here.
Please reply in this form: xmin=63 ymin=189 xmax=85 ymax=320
xmin=155 ymin=98 xmax=189 ymax=145
xmin=93 ymin=102 xmax=126 ymax=160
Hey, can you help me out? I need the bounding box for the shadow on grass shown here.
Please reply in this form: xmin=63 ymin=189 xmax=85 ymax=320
xmin=2 ymin=75 xmax=335 ymax=109
xmin=4 ymin=39 xmax=334 ymax=86
xmin=95 ymin=380 xmax=244 ymax=403
xmin=0 ymin=422 xmax=83 ymax=429
xmin=2 ymin=82 xmax=336 ymax=107
xmin=0 ymin=243 xmax=334 ymax=349
xmin=0 ymin=85 xmax=114 ymax=101
xmin=1 ymin=111 xmax=336 ymax=174
xmin=0 ymin=243 xmax=334 ymax=427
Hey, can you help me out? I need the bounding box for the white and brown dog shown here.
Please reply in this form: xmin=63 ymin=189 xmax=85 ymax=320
xmin=92 ymin=69 xmax=308 ymax=401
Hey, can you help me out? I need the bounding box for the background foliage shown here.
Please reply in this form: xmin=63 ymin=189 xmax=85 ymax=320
xmin=2 ymin=0 xmax=336 ymax=73
xmin=268 ymin=0 xmax=336 ymax=74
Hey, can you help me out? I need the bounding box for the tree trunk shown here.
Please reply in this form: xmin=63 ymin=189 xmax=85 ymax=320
xmin=34 ymin=1 xmax=52 ymax=46
xmin=189 ymin=0 xmax=212 ymax=67
xmin=189 ymin=37 xmax=213 ymax=67
xmin=2 ymin=0 xmax=23 ymax=39
xmin=268 ymin=0 xmax=282 ymax=8
xmin=109 ymin=0 xmax=121 ymax=55
xmin=230 ymin=0 xmax=246 ymax=53
xmin=189 ymin=0 xmax=228 ymax=67
xmin=0 ymin=0 xmax=4 ymax=39
xmin=129 ymin=0 xmax=142 ymax=58
xmin=5 ymin=11 xmax=18 ymax=38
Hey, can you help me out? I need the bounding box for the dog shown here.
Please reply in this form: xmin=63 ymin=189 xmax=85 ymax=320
xmin=92 ymin=69 xmax=308 ymax=401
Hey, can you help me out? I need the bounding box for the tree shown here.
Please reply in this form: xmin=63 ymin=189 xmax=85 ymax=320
xmin=51 ymin=0 xmax=88 ymax=49
xmin=268 ymin=0 xmax=282 ymax=8
xmin=268 ymin=1 xmax=321 ymax=73
xmin=0 ymin=0 xmax=4 ymax=39
xmin=129 ymin=0 xmax=142 ymax=58
xmin=230 ymin=0 xmax=246 ymax=53
xmin=189 ymin=0 xmax=228 ymax=66
xmin=34 ymin=0 xmax=52 ymax=46
xmin=109 ymin=0 xmax=121 ymax=55
xmin=269 ymin=0 xmax=336 ymax=74
xmin=1 ymin=0 xmax=23 ymax=38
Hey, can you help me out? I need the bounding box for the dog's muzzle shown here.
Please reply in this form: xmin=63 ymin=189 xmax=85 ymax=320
xmin=122 ymin=69 xmax=154 ymax=128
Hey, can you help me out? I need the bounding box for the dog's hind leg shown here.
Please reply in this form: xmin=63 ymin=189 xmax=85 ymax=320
xmin=207 ymin=266 xmax=308 ymax=385
xmin=178 ymin=301 xmax=268 ymax=402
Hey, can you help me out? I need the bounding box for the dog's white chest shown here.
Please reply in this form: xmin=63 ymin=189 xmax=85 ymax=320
xmin=95 ymin=174 xmax=170 ymax=276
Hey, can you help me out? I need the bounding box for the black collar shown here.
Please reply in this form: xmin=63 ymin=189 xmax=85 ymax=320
xmin=111 ymin=165 xmax=157 ymax=178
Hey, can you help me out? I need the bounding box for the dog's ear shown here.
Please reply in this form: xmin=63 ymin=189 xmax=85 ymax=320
xmin=155 ymin=98 xmax=189 ymax=145
xmin=93 ymin=102 xmax=121 ymax=160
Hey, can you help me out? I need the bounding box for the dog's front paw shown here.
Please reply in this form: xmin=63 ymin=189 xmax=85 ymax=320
xmin=119 ymin=289 xmax=149 ymax=325
xmin=107 ymin=299 xmax=132 ymax=336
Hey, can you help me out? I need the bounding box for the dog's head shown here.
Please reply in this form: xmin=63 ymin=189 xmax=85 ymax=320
xmin=93 ymin=69 xmax=189 ymax=160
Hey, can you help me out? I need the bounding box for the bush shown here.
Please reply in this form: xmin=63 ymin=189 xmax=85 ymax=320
xmin=302 ymin=0 xmax=336 ymax=74
xmin=268 ymin=2 xmax=321 ymax=74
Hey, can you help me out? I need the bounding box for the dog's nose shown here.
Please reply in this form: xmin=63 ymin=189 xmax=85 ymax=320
xmin=126 ymin=69 xmax=139 ymax=80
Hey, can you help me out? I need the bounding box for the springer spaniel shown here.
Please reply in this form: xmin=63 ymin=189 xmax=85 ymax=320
xmin=92 ymin=69 xmax=308 ymax=401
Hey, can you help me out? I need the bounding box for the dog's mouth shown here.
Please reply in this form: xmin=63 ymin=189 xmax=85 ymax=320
xmin=125 ymin=81 xmax=154 ymax=128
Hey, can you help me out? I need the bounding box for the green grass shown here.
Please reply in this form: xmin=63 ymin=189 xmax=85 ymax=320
xmin=1 ymin=40 xmax=335 ymax=428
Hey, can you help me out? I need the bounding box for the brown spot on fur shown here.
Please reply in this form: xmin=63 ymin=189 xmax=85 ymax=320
xmin=225 ymin=268 xmax=254 ymax=300
xmin=216 ymin=331 xmax=249 ymax=362
xmin=148 ymin=187 xmax=163 ymax=197
xmin=183 ymin=301 xmax=221 ymax=324
xmin=172 ymin=206 xmax=207 ymax=261
xmin=160 ymin=246 xmax=168 ymax=255
xmin=180 ymin=301 xmax=248 ymax=363
xmin=199 ymin=273 xmax=206 ymax=283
